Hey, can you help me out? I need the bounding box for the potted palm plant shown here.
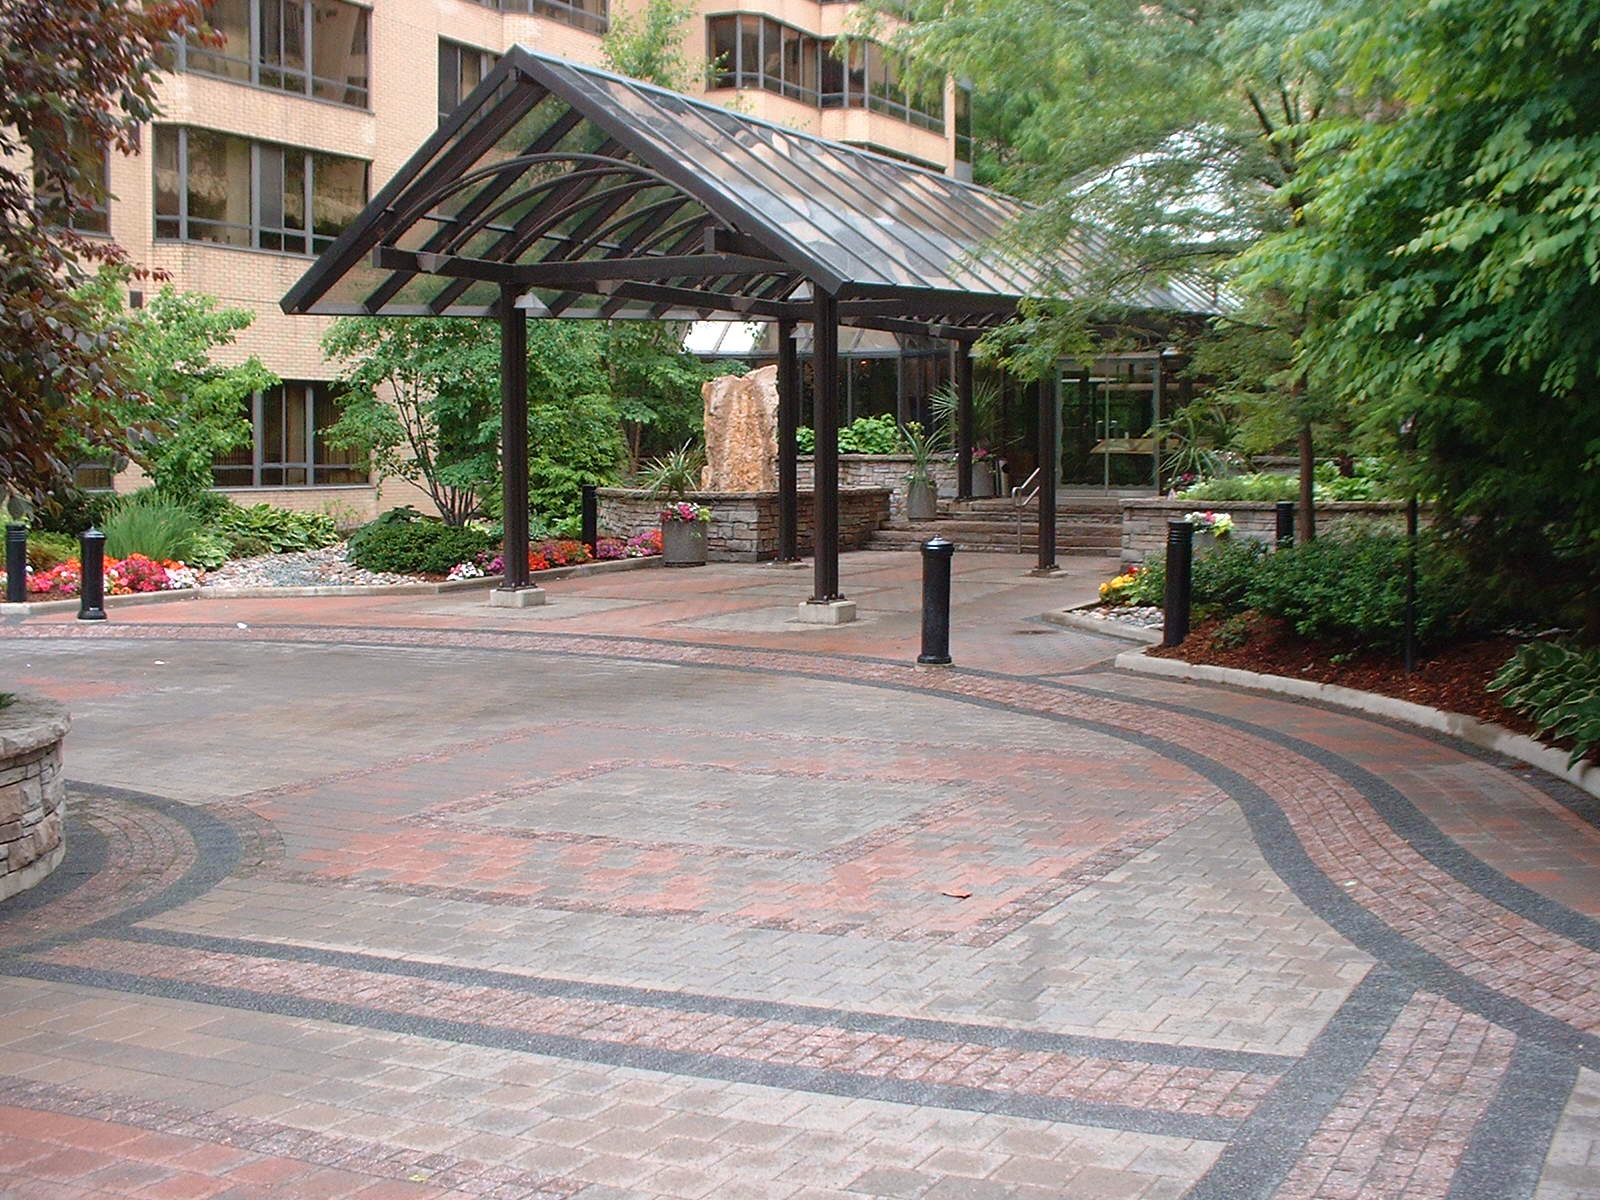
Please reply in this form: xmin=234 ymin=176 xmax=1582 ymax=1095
xmin=901 ymin=422 xmax=939 ymax=520
xmin=641 ymin=441 xmax=710 ymax=567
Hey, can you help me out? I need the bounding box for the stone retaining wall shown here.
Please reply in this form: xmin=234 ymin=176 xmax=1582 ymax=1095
xmin=1120 ymin=499 xmax=1415 ymax=564
xmin=0 ymin=695 xmax=70 ymax=901
xmin=597 ymin=488 xmax=892 ymax=562
xmin=797 ymin=455 xmax=959 ymax=517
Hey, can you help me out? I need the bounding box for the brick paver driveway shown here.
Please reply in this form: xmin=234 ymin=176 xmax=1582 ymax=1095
xmin=3 ymin=552 xmax=1597 ymax=1199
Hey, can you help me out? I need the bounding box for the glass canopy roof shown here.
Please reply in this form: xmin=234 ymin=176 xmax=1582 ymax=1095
xmin=282 ymin=47 xmax=1221 ymax=334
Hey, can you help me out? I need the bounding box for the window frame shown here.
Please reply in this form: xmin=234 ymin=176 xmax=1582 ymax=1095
xmin=170 ymin=0 xmax=372 ymax=111
xmin=154 ymin=125 xmax=370 ymax=257
xmin=212 ymin=382 xmax=370 ymax=489
xmin=459 ymin=0 xmax=609 ymax=36
xmin=705 ymin=14 xmax=943 ymax=131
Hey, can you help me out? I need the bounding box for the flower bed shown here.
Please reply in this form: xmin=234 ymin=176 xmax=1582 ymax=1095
xmin=445 ymin=534 xmax=660 ymax=582
xmin=1 ymin=554 xmax=201 ymax=599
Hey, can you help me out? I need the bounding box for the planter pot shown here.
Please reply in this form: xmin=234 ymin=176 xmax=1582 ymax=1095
xmin=661 ymin=519 xmax=708 ymax=566
xmin=1193 ymin=530 xmax=1228 ymax=556
xmin=971 ymin=467 xmax=996 ymax=499
xmin=906 ymin=477 xmax=939 ymax=520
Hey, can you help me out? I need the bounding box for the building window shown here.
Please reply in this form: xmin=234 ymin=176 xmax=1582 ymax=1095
xmin=439 ymin=39 xmax=500 ymax=123
xmin=171 ymin=0 xmax=370 ymax=109
xmin=461 ymin=0 xmax=608 ymax=36
xmin=154 ymin=126 xmax=369 ymax=255
xmin=707 ymin=16 xmax=944 ymax=133
xmin=213 ymin=382 xmax=369 ymax=488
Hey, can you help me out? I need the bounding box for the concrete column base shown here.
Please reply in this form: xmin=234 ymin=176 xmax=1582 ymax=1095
xmin=1028 ymin=566 xmax=1064 ymax=578
xmin=796 ymin=599 xmax=857 ymax=625
xmin=489 ymin=587 xmax=547 ymax=608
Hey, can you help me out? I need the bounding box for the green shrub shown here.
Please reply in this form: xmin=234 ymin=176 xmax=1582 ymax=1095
xmin=346 ymin=518 xmax=493 ymax=575
xmin=794 ymin=416 xmax=907 ymax=456
xmin=1178 ymin=461 xmax=1397 ymax=504
xmin=1191 ymin=539 xmax=1269 ymax=607
xmin=26 ymin=531 xmax=79 ymax=570
xmin=211 ymin=504 xmax=338 ymax=555
xmin=1246 ymin=532 xmax=1484 ymax=650
xmin=185 ymin=530 xmax=231 ymax=570
xmin=227 ymin=534 xmax=272 ymax=559
xmin=1492 ymin=642 xmax=1600 ymax=767
xmin=103 ymin=494 xmax=201 ymax=562
xmin=1179 ymin=473 xmax=1299 ymax=502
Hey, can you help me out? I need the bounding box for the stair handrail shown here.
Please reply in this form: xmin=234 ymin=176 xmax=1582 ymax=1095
xmin=1012 ymin=468 xmax=1042 ymax=551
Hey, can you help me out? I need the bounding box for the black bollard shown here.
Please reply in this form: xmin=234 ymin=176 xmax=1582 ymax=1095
xmin=581 ymin=483 xmax=598 ymax=554
xmin=1275 ymin=500 xmax=1295 ymax=547
xmin=1162 ymin=520 xmax=1193 ymax=648
xmin=1404 ymin=495 xmax=1419 ymax=674
xmin=5 ymin=524 xmax=26 ymax=603
xmin=78 ymin=528 xmax=107 ymax=621
xmin=918 ymin=536 xmax=954 ymax=665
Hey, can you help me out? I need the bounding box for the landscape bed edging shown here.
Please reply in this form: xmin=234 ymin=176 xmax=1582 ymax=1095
xmin=1113 ymin=643 xmax=1600 ymax=800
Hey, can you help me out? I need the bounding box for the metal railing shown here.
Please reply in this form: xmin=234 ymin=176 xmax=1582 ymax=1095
xmin=1012 ymin=467 xmax=1041 ymax=553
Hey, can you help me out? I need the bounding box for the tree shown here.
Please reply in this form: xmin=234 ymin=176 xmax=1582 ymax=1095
xmin=0 ymin=0 xmax=209 ymax=506
xmin=324 ymin=318 xmax=632 ymax=528
xmin=601 ymin=0 xmax=699 ymax=91
xmin=606 ymin=322 xmax=720 ymax=473
xmin=1252 ymin=0 xmax=1600 ymax=636
xmin=322 ymin=318 xmax=502 ymax=526
xmin=862 ymin=0 xmax=1347 ymax=531
xmin=79 ymin=279 xmax=277 ymax=505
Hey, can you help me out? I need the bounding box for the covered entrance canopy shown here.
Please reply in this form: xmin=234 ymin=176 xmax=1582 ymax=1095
xmin=283 ymin=47 xmax=1218 ymax=608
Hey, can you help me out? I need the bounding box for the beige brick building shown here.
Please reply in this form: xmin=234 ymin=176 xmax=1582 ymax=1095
xmin=90 ymin=0 xmax=968 ymax=519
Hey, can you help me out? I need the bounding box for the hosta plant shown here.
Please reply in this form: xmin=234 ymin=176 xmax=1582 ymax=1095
xmin=1491 ymin=642 xmax=1600 ymax=768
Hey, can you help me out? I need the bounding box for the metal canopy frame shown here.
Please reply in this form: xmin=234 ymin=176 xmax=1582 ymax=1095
xmin=283 ymin=47 xmax=1220 ymax=608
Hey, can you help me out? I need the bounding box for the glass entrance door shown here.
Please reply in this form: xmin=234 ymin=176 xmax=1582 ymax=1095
xmin=1059 ymin=356 xmax=1162 ymax=489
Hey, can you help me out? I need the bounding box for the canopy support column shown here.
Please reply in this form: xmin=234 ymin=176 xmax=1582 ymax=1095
xmin=492 ymin=287 xmax=542 ymax=606
xmin=799 ymin=290 xmax=854 ymax=623
xmin=1033 ymin=375 xmax=1059 ymax=575
xmin=955 ymin=348 xmax=974 ymax=500
xmin=777 ymin=318 xmax=801 ymax=563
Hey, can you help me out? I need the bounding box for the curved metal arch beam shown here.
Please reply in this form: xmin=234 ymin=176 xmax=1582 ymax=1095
xmin=386 ymin=152 xmax=685 ymax=243
xmin=556 ymin=195 xmax=703 ymax=264
xmin=442 ymin=173 xmax=667 ymax=258
xmin=460 ymin=177 xmax=693 ymax=264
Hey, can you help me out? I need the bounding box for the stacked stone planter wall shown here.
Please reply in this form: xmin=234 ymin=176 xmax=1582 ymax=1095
xmin=0 ymin=695 xmax=70 ymax=901
xmin=597 ymin=488 xmax=892 ymax=562
xmin=1120 ymin=499 xmax=1417 ymax=565
xmin=797 ymin=454 xmax=959 ymax=517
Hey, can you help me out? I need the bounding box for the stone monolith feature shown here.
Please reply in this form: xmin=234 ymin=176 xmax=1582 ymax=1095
xmin=701 ymin=365 xmax=779 ymax=493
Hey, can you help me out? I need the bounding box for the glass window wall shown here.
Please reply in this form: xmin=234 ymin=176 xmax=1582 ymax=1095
xmin=171 ymin=0 xmax=369 ymax=109
xmin=154 ymin=126 xmax=369 ymax=255
xmin=706 ymin=15 xmax=944 ymax=131
xmin=212 ymin=382 xmax=369 ymax=488
xmin=461 ymin=0 xmax=608 ymax=36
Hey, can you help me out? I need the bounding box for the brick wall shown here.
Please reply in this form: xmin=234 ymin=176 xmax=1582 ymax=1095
xmin=1119 ymin=499 xmax=1417 ymax=565
xmin=0 ymin=696 xmax=70 ymax=902
xmin=598 ymin=488 xmax=892 ymax=562
xmin=796 ymin=455 xmax=959 ymax=517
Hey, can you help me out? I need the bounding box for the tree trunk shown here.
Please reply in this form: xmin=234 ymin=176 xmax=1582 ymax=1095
xmin=1298 ymin=421 xmax=1316 ymax=543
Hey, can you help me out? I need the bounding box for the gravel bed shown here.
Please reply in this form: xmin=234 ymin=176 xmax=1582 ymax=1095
xmin=1083 ymin=604 xmax=1163 ymax=630
xmin=202 ymin=545 xmax=420 ymax=590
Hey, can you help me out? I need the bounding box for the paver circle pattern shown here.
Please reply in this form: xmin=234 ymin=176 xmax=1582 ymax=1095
xmin=1 ymin=615 xmax=1597 ymax=1200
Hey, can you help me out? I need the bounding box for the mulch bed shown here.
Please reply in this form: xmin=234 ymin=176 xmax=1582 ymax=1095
xmin=1148 ymin=612 xmax=1541 ymax=738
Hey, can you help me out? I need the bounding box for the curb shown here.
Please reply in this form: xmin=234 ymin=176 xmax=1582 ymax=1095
xmin=0 ymin=556 xmax=664 ymax=614
xmin=1114 ymin=644 xmax=1600 ymax=801
xmin=2 ymin=588 xmax=203 ymax=617
xmin=1042 ymin=605 xmax=1161 ymax=644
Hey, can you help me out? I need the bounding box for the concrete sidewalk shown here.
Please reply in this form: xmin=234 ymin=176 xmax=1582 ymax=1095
xmin=2 ymin=551 xmax=1596 ymax=1199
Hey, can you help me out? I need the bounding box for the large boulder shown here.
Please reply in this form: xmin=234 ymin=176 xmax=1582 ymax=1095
xmin=701 ymin=365 xmax=778 ymax=493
